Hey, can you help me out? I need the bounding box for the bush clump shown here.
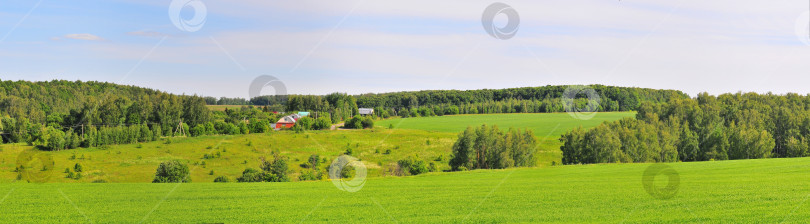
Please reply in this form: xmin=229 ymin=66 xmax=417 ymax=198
xmin=152 ymin=161 xmax=191 ymax=183
xmin=237 ymin=155 xmax=290 ymax=182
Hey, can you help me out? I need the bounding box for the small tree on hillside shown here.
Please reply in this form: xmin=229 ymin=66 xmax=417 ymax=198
xmin=152 ymin=161 xmax=191 ymax=183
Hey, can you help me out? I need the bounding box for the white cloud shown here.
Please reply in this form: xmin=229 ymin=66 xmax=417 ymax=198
xmin=63 ymin=33 xmax=104 ymax=41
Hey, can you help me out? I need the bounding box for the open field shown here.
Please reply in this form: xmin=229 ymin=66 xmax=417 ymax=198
xmin=1 ymin=157 xmax=809 ymax=223
xmin=377 ymin=112 xmax=635 ymax=135
xmin=379 ymin=112 xmax=636 ymax=165
xmin=0 ymin=129 xmax=455 ymax=183
xmin=0 ymin=113 xmax=631 ymax=183
xmin=205 ymin=105 xmax=251 ymax=111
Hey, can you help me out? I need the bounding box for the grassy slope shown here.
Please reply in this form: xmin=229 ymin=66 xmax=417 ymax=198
xmin=0 ymin=129 xmax=455 ymax=183
xmin=1 ymin=157 xmax=809 ymax=223
xmin=378 ymin=112 xmax=636 ymax=165
xmin=0 ymin=113 xmax=631 ymax=183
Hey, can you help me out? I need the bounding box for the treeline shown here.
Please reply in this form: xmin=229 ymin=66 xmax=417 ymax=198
xmin=234 ymin=85 xmax=687 ymax=119
xmin=355 ymin=85 xmax=686 ymax=112
xmin=0 ymin=80 xmax=210 ymax=126
xmin=0 ymin=80 xmax=287 ymax=150
xmin=284 ymin=93 xmax=359 ymax=123
xmin=449 ymin=124 xmax=538 ymax=171
xmin=561 ymin=92 xmax=810 ymax=165
xmin=204 ymin=95 xmax=287 ymax=108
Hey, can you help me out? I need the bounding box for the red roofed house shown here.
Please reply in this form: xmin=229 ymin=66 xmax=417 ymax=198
xmin=275 ymin=116 xmax=296 ymax=129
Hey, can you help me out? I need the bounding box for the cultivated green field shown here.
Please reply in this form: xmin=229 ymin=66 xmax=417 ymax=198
xmin=378 ymin=112 xmax=634 ymax=135
xmin=379 ymin=112 xmax=636 ymax=165
xmin=1 ymin=157 xmax=809 ymax=223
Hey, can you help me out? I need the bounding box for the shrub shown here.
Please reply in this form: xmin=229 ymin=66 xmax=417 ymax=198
xmin=261 ymin=156 xmax=290 ymax=182
xmin=345 ymin=117 xmax=363 ymax=129
xmin=295 ymin=117 xmax=314 ymax=130
xmin=237 ymin=168 xmax=264 ymax=182
xmin=238 ymin=156 xmax=291 ymax=182
xmin=308 ymin=154 xmax=320 ymax=169
xmin=397 ymin=156 xmax=429 ymax=176
xmin=313 ymin=117 xmax=332 ymax=130
xmin=74 ymin=163 xmax=83 ymax=172
xmin=213 ymin=176 xmax=230 ymax=183
xmin=298 ymin=170 xmax=322 ymax=181
xmin=152 ymin=161 xmax=191 ymax=183
xmin=340 ymin=165 xmax=355 ymax=179
xmin=361 ymin=117 xmax=374 ymax=129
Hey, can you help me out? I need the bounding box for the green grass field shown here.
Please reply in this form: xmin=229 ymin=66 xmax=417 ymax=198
xmin=0 ymin=129 xmax=456 ymax=183
xmin=378 ymin=112 xmax=634 ymax=135
xmin=379 ymin=112 xmax=636 ymax=165
xmin=1 ymin=157 xmax=809 ymax=223
xmin=0 ymin=113 xmax=632 ymax=183
xmin=2 ymin=112 xmax=810 ymax=223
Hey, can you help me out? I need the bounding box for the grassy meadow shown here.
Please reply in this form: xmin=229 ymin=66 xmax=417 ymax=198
xmin=1 ymin=157 xmax=809 ymax=223
xmin=379 ymin=112 xmax=636 ymax=165
xmin=0 ymin=129 xmax=455 ymax=183
xmin=0 ymin=112 xmax=631 ymax=183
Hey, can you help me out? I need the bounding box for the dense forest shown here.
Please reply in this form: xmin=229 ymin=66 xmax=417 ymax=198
xmin=0 ymin=80 xmax=282 ymax=150
xmin=560 ymin=92 xmax=810 ymax=164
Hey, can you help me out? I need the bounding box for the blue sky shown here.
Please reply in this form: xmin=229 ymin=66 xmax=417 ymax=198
xmin=1 ymin=0 xmax=810 ymax=98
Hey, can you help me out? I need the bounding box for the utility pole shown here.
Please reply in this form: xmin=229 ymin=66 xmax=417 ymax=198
xmin=174 ymin=119 xmax=186 ymax=137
